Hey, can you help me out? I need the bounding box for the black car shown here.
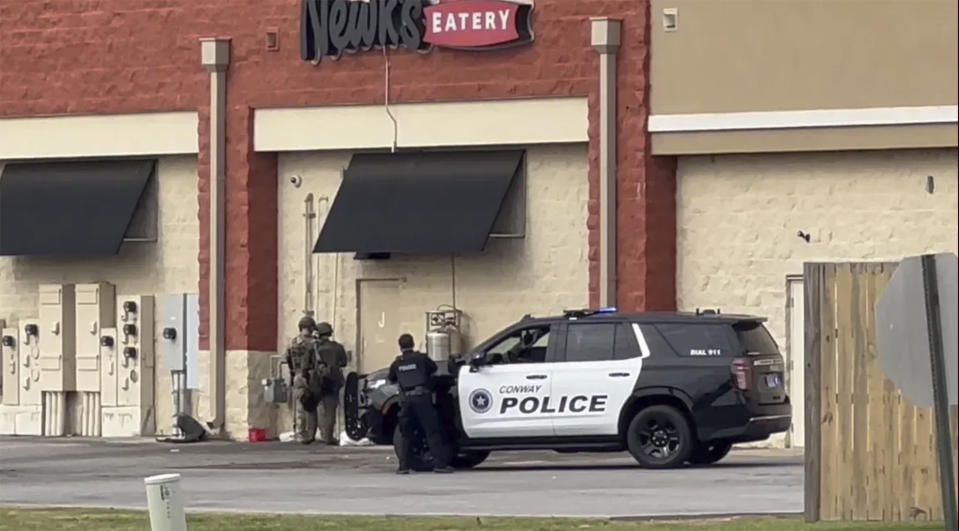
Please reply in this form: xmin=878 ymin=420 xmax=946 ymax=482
xmin=344 ymin=308 xmax=791 ymax=470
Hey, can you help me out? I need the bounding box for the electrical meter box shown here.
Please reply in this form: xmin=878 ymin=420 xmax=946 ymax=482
xmin=160 ymin=294 xmax=187 ymax=372
xmin=0 ymin=320 xmax=43 ymax=435
xmin=99 ymin=328 xmax=118 ymax=408
xmin=38 ymin=284 xmax=77 ymax=392
xmin=19 ymin=320 xmax=42 ymax=407
xmin=185 ymin=293 xmax=200 ymax=389
xmin=75 ymin=283 xmax=116 ymax=392
xmin=102 ymin=295 xmax=155 ymax=437
xmin=0 ymin=320 xmax=11 ymax=405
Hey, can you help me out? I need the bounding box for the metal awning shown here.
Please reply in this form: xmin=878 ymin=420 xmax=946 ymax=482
xmin=0 ymin=159 xmax=155 ymax=256
xmin=314 ymin=150 xmax=524 ymax=254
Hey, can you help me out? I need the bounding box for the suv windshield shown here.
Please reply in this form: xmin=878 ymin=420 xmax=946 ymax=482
xmin=734 ymin=321 xmax=779 ymax=355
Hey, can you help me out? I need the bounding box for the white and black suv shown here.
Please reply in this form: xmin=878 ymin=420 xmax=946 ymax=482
xmin=344 ymin=308 xmax=791 ymax=470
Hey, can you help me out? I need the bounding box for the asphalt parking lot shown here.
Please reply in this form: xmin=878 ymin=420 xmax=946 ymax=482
xmin=0 ymin=436 xmax=802 ymax=518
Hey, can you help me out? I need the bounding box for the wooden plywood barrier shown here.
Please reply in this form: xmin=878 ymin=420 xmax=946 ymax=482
xmin=804 ymin=262 xmax=959 ymax=522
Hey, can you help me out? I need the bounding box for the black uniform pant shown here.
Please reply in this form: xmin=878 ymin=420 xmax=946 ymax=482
xmin=398 ymin=393 xmax=450 ymax=469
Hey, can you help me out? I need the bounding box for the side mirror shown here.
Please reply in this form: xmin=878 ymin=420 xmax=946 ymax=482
xmin=468 ymin=351 xmax=487 ymax=373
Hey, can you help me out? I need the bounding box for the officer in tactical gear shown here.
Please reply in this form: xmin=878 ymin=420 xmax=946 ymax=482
xmin=285 ymin=316 xmax=323 ymax=444
xmin=388 ymin=333 xmax=452 ymax=474
xmin=313 ymin=321 xmax=348 ymax=445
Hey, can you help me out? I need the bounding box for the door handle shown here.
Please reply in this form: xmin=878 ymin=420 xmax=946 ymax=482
xmin=608 ymin=372 xmax=631 ymax=378
xmin=525 ymin=374 xmax=548 ymax=380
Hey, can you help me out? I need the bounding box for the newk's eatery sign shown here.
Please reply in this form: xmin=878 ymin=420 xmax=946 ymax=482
xmin=300 ymin=0 xmax=535 ymax=62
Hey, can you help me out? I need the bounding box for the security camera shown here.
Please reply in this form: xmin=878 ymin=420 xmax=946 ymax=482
xmin=289 ymin=174 xmax=303 ymax=188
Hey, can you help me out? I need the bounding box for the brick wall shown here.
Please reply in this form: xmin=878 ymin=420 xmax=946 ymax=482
xmin=1 ymin=0 xmax=674 ymax=353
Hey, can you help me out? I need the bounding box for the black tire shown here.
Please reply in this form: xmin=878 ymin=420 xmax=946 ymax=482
xmin=451 ymin=450 xmax=490 ymax=469
xmin=343 ymin=372 xmax=367 ymax=442
xmin=372 ymin=411 xmax=397 ymax=446
xmin=688 ymin=440 xmax=733 ymax=465
xmin=626 ymin=405 xmax=694 ymax=469
xmin=393 ymin=425 xmax=434 ymax=472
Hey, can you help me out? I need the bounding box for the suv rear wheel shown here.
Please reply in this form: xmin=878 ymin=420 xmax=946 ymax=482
xmin=688 ymin=440 xmax=733 ymax=465
xmin=626 ymin=405 xmax=693 ymax=469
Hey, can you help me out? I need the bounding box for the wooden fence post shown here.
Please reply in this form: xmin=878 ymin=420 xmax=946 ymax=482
xmin=804 ymin=262 xmax=824 ymax=522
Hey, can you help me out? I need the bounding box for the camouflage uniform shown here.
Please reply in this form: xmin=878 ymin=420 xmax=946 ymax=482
xmin=314 ymin=321 xmax=348 ymax=445
xmin=285 ymin=318 xmax=322 ymax=444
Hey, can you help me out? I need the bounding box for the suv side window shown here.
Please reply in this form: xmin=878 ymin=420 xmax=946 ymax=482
xmin=632 ymin=324 xmax=675 ymax=358
xmin=613 ymin=323 xmax=641 ymax=359
xmin=564 ymin=323 xmax=615 ymax=362
xmin=485 ymin=326 xmax=551 ymax=364
xmin=655 ymin=323 xmax=735 ymax=358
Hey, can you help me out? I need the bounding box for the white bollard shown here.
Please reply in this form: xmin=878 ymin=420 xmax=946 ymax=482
xmin=144 ymin=473 xmax=188 ymax=531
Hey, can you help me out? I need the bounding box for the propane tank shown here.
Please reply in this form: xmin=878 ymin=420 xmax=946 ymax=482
xmin=426 ymin=328 xmax=451 ymax=363
xmin=425 ymin=308 xmax=462 ymax=364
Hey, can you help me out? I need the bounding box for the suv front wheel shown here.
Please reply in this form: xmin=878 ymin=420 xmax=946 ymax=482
xmin=626 ymin=405 xmax=693 ymax=469
xmin=393 ymin=425 xmax=435 ymax=472
xmin=393 ymin=427 xmax=491 ymax=471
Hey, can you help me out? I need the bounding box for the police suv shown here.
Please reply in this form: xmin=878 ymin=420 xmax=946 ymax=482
xmin=343 ymin=308 xmax=791 ymax=470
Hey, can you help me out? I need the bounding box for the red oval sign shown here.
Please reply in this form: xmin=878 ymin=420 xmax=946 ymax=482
xmin=424 ymin=0 xmax=533 ymax=49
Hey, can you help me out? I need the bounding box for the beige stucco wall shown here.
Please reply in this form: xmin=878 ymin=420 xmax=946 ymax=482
xmin=677 ymin=148 xmax=958 ymax=446
xmin=0 ymin=155 xmax=199 ymax=435
xmin=273 ymin=144 xmax=590 ymax=436
xmin=650 ymin=0 xmax=958 ymax=114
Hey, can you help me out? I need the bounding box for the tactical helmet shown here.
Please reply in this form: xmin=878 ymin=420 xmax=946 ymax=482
xmin=297 ymin=316 xmax=317 ymax=332
xmin=315 ymin=321 xmax=333 ymax=337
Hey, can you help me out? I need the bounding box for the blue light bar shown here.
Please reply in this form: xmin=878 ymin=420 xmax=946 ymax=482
xmin=598 ymin=307 xmax=618 ymax=313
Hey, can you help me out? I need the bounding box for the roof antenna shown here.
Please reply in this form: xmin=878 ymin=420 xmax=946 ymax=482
xmin=383 ymin=46 xmax=398 ymax=153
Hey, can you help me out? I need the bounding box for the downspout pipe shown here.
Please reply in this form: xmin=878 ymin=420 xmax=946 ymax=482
xmin=200 ymin=38 xmax=230 ymax=434
xmin=591 ymin=18 xmax=621 ymax=309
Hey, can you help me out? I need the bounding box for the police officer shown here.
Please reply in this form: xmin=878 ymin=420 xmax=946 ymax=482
xmin=388 ymin=333 xmax=452 ymax=474
xmin=285 ymin=316 xmax=321 ymax=444
xmin=313 ymin=321 xmax=348 ymax=445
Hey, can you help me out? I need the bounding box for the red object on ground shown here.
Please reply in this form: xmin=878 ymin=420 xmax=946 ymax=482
xmin=248 ymin=428 xmax=268 ymax=442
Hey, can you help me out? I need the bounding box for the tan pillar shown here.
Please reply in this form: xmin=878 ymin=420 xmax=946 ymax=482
xmin=200 ymin=38 xmax=230 ymax=432
xmin=591 ymin=18 xmax=622 ymax=308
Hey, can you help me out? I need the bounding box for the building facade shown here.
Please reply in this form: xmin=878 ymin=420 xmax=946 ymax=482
xmin=650 ymin=0 xmax=958 ymax=447
xmin=0 ymin=0 xmax=955 ymax=443
xmin=1 ymin=0 xmax=673 ymax=439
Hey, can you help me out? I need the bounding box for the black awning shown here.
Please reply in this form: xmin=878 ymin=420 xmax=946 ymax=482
xmin=315 ymin=150 xmax=524 ymax=254
xmin=0 ymin=159 xmax=155 ymax=256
